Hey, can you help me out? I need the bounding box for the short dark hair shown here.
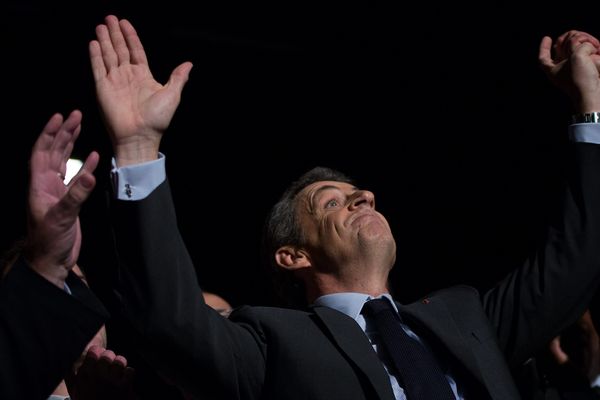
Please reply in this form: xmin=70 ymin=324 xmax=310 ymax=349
xmin=262 ymin=167 xmax=354 ymax=308
xmin=0 ymin=238 xmax=26 ymax=278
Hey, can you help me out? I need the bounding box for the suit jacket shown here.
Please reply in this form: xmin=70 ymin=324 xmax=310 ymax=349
xmin=109 ymin=143 xmax=600 ymax=400
xmin=0 ymin=257 xmax=108 ymax=400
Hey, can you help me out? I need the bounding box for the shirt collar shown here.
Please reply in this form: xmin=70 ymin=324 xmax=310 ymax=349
xmin=313 ymin=292 xmax=399 ymax=321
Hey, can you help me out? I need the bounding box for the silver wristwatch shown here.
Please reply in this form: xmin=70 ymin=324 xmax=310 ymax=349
xmin=572 ymin=112 xmax=600 ymax=124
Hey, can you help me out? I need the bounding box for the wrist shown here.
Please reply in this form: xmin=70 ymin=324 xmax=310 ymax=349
xmin=572 ymin=112 xmax=600 ymax=124
xmin=575 ymin=95 xmax=600 ymax=114
xmin=23 ymin=240 xmax=69 ymax=289
xmin=114 ymin=141 xmax=160 ymax=167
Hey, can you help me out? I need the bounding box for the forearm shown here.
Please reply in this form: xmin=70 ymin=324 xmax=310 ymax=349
xmin=110 ymin=180 xmax=265 ymax=399
xmin=483 ymin=141 xmax=600 ymax=368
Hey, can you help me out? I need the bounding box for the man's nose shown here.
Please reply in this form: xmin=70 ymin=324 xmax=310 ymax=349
xmin=349 ymin=190 xmax=375 ymax=210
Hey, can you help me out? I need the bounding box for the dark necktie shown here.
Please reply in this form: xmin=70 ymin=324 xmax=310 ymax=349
xmin=362 ymin=298 xmax=455 ymax=400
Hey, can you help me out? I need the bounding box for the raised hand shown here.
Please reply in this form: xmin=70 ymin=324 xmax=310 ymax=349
xmin=89 ymin=15 xmax=193 ymax=166
xmin=539 ymin=30 xmax=600 ymax=112
xmin=25 ymin=110 xmax=99 ymax=288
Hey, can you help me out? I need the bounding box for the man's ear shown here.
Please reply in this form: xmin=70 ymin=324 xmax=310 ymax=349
xmin=275 ymin=246 xmax=312 ymax=271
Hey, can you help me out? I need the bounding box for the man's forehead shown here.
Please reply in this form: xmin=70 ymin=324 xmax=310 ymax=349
xmin=300 ymin=181 xmax=357 ymax=198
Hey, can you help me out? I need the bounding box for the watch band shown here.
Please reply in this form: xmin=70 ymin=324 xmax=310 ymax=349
xmin=572 ymin=112 xmax=600 ymax=124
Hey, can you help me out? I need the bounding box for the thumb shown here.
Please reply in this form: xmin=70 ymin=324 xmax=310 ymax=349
xmin=58 ymin=174 xmax=96 ymax=217
xmin=166 ymin=61 xmax=193 ymax=95
xmin=538 ymin=36 xmax=555 ymax=68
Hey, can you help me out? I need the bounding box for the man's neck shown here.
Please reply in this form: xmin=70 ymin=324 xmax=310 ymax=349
xmin=50 ymin=380 xmax=69 ymax=397
xmin=307 ymin=272 xmax=390 ymax=303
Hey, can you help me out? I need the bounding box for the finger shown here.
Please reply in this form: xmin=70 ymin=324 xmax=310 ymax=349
xmin=573 ymin=40 xmax=600 ymax=57
xmin=57 ymin=152 xmax=99 ymax=217
xmin=107 ymin=355 xmax=129 ymax=385
xmin=555 ymin=30 xmax=579 ymax=60
xmin=85 ymin=345 xmax=106 ymax=359
xmin=76 ymin=345 xmax=102 ymax=378
xmin=61 ymin=122 xmax=82 ymax=166
xmin=81 ymin=151 xmax=100 ymax=176
xmin=51 ymin=180 xmax=93 ymax=228
xmin=549 ymin=337 xmax=569 ymax=364
xmin=61 ymin=119 xmax=81 ymax=165
xmin=569 ymin=33 xmax=600 ymax=55
xmin=571 ymin=31 xmax=600 ymax=49
xmin=166 ymin=61 xmax=193 ymax=96
xmin=87 ymin=349 xmax=116 ymax=381
xmin=60 ymin=109 xmax=83 ymax=133
xmin=113 ymin=354 xmax=128 ymax=368
xmin=106 ymin=15 xmax=130 ymax=65
xmin=538 ymin=36 xmax=555 ymax=69
xmin=560 ymin=31 xmax=595 ymax=57
xmin=89 ymin=40 xmax=107 ymax=82
xmin=49 ymin=110 xmax=82 ymax=172
xmin=32 ymin=113 xmax=64 ymax=154
xmin=556 ymin=31 xmax=571 ymax=46
xmin=99 ymin=349 xmax=117 ymax=362
xmin=50 ymin=129 xmax=77 ymax=177
xmin=60 ymin=143 xmax=75 ymax=180
xmin=59 ymin=110 xmax=83 ymax=164
xmin=66 ymin=151 xmax=99 ymax=190
xmin=97 ymin=349 xmax=117 ymax=376
xmin=120 ymin=18 xmax=148 ymax=66
xmin=96 ymin=21 xmax=118 ymax=71
xmin=565 ymin=30 xmax=580 ymax=40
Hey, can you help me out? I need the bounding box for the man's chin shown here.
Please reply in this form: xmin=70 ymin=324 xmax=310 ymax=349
xmin=358 ymin=229 xmax=395 ymax=250
xmin=357 ymin=222 xmax=392 ymax=238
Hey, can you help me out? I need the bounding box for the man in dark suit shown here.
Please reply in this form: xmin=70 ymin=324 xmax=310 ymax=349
xmin=91 ymin=15 xmax=600 ymax=399
xmin=0 ymin=110 xmax=108 ymax=400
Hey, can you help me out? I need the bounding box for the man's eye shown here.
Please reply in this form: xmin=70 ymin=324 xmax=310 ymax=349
xmin=325 ymin=199 xmax=339 ymax=208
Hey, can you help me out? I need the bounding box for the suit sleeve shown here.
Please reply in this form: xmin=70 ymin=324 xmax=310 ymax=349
xmin=109 ymin=180 xmax=266 ymax=400
xmin=482 ymin=142 xmax=600 ymax=369
xmin=0 ymin=257 xmax=108 ymax=400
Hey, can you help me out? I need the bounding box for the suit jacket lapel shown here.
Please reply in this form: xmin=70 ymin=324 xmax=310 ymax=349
xmin=399 ymin=299 xmax=486 ymax=382
xmin=313 ymin=306 xmax=396 ymax=400
xmin=400 ymin=298 xmax=518 ymax=400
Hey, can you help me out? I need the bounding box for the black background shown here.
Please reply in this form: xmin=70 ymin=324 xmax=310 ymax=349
xmin=2 ymin=1 xmax=597 ymax=307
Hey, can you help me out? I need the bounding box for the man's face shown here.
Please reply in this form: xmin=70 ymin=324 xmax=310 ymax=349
xmin=295 ymin=180 xmax=396 ymax=270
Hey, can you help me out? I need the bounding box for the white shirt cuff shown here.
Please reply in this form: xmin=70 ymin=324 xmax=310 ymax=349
xmin=111 ymin=153 xmax=166 ymax=201
xmin=569 ymin=123 xmax=600 ymax=143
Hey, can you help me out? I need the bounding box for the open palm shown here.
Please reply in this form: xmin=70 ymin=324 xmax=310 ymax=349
xmin=90 ymin=16 xmax=191 ymax=164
